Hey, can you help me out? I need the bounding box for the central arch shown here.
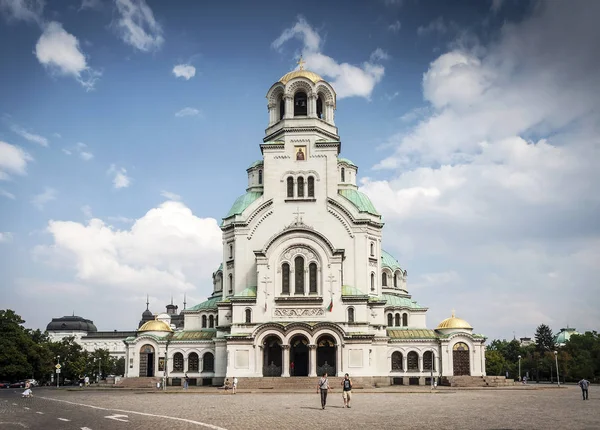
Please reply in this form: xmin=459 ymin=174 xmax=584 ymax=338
xmin=139 ymin=344 xmax=155 ymax=377
xmin=316 ymin=335 xmax=337 ymax=376
xmin=453 ymin=342 xmax=470 ymax=376
xmin=289 ymin=334 xmax=309 ymax=377
xmin=263 ymin=335 xmax=283 ymax=377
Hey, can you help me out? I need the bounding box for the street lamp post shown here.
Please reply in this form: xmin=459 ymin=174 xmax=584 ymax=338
xmin=56 ymin=355 xmax=60 ymax=388
xmin=554 ymin=351 xmax=560 ymax=387
xmin=98 ymin=358 xmax=101 ymax=383
xmin=518 ymin=355 xmax=522 ymax=382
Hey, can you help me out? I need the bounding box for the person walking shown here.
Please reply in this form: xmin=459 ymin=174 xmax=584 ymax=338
xmin=341 ymin=373 xmax=352 ymax=408
xmin=232 ymin=376 xmax=238 ymax=394
xmin=317 ymin=372 xmax=331 ymax=409
xmin=183 ymin=373 xmax=189 ymax=390
xmin=578 ymin=378 xmax=590 ymax=400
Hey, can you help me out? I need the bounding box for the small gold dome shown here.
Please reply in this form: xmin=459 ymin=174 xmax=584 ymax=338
xmin=138 ymin=319 xmax=172 ymax=333
xmin=436 ymin=311 xmax=473 ymax=330
xmin=279 ymin=69 xmax=324 ymax=84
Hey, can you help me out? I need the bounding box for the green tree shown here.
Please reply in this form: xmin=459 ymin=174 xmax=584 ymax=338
xmin=535 ymin=323 xmax=555 ymax=353
xmin=0 ymin=309 xmax=37 ymax=381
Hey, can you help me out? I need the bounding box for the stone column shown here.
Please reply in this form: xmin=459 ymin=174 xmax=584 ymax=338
xmin=308 ymin=344 xmax=317 ymax=377
xmin=336 ymin=346 xmax=342 ymax=376
xmin=285 ymin=95 xmax=293 ymax=119
xmin=419 ymin=355 xmax=423 ymax=372
xmin=268 ymin=102 xmax=275 ymax=126
xmin=257 ymin=345 xmax=263 ymax=377
xmin=282 ymin=345 xmax=290 ymax=377
xmin=308 ymin=94 xmax=317 ymax=118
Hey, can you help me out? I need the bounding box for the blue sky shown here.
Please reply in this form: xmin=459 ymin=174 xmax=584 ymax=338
xmin=1 ymin=0 xmax=598 ymax=340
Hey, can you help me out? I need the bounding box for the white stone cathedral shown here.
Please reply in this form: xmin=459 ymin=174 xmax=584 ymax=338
xmin=122 ymin=63 xmax=487 ymax=386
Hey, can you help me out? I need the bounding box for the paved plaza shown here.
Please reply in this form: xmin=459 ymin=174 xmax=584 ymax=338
xmin=0 ymin=385 xmax=598 ymax=429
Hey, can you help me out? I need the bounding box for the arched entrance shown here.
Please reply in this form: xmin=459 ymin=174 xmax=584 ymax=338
xmin=289 ymin=335 xmax=309 ymax=376
xmin=453 ymin=342 xmax=470 ymax=376
xmin=263 ymin=335 xmax=282 ymax=377
xmin=316 ymin=335 xmax=336 ymax=376
xmin=139 ymin=344 xmax=155 ymax=377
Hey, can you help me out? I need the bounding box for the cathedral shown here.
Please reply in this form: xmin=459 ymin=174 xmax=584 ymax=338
xmin=51 ymin=62 xmax=487 ymax=386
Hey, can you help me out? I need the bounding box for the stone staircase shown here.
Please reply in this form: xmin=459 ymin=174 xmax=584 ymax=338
xmin=115 ymin=377 xmax=162 ymax=389
xmin=236 ymin=376 xmax=374 ymax=390
xmin=443 ymin=376 xmax=515 ymax=387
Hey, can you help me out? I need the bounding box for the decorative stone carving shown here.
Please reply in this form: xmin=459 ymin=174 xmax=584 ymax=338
xmin=274 ymin=308 xmax=325 ymax=317
xmin=280 ymin=246 xmax=317 ymax=263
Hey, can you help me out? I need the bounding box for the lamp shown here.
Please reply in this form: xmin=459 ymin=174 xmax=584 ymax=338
xmin=554 ymin=351 xmax=560 ymax=387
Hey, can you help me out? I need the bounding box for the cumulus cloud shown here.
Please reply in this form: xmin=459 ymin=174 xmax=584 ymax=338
xmin=114 ymin=0 xmax=164 ymax=52
xmin=107 ymin=164 xmax=131 ymax=189
xmin=272 ymin=16 xmax=386 ymax=99
xmin=0 ymin=140 xmax=33 ymax=180
xmin=370 ymin=48 xmax=390 ymax=62
xmin=79 ymin=0 xmax=102 ymax=11
xmin=417 ymin=17 xmax=447 ymax=36
xmin=160 ymin=190 xmax=181 ymax=201
xmin=31 ymin=187 xmax=57 ymax=210
xmin=175 ymin=107 xmax=202 ymax=118
xmin=0 ymin=0 xmax=44 ymax=25
xmin=364 ymin=1 xmax=600 ymax=338
xmin=388 ymin=20 xmax=401 ymax=33
xmin=10 ymin=124 xmax=48 ymax=146
xmin=34 ymin=201 xmax=222 ymax=294
xmin=35 ymin=21 xmax=101 ymax=90
xmin=172 ymin=64 xmax=196 ymax=80
xmin=491 ymin=0 xmax=504 ymax=13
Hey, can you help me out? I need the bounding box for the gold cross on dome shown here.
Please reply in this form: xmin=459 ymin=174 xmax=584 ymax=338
xmin=451 ymin=309 xmax=455 ymax=318
xmin=297 ymin=56 xmax=306 ymax=70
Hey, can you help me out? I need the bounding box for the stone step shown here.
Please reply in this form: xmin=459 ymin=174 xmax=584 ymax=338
xmin=116 ymin=377 xmax=162 ymax=388
xmin=236 ymin=376 xmax=372 ymax=390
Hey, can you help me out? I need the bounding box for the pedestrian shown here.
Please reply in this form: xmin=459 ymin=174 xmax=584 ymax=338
xmin=84 ymin=375 xmax=89 ymax=387
xmin=341 ymin=373 xmax=352 ymax=408
xmin=184 ymin=373 xmax=189 ymax=390
xmin=232 ymin=376 xmax=238 ymax=394
xmin=290 ymin=361 xmax=295 ymax=376
xmin=317 ymin=372 xmax=331 ymax=409
xmin=578 ymin=378 xmax=590 ymax=400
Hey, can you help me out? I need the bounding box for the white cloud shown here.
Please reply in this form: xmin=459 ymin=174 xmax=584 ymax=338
xmin=79 ymin=0 xmax=102 ymax=11
xmin=0 ymin=140 xmax=33 ymax=180
xmin=384 ymin=91 xmax=399 ymax=101
xmin=31 ymin=187 xmax=57 ymax=210
xmin=35 ymin=201 xmax=222 ymax=294
xmin=272 ymin=16 xmax=386 ymax=99
xmin=175 ymin=107 xmax=202 ymax=118
xmin=160 ymin=190 xmax=181 ymax=201
xmin=0 ymin=0 xmax=44 ymax=25
xmin=370 ymin=48 xmax=390 ymax=62
xmin=107 ymin=215 xmax=134 ymax=224
xmin=388 ymin=20 xmax=401 ymax=33
xmin=0 ymin=232 xmax=13 ymax=242
xmin=10 ymin=124 xmax=48 ymax=146
xmin=172 ymin=64 xmax=196 ymax=80
xmin=114 ymin=0 xmax=163 ymax=52
xmin=107 ymin=164 xmax=131 ymax=189
xmin=62 ymin=142 xmax=94 ymax=160
xmin=35 ymin=21 xmax=101 ymax=91
xmin=417 ymin=17 xmax=447 ymax=36
xmin=62 ymin=148 xmax=72 ymax=155
xmin=79 ymin=151 xmax=93 ymax=161
xmin=0 ymin=188 xmax=16 ymax=199
xmin=364 ymin=1 xmax=600 ymax=338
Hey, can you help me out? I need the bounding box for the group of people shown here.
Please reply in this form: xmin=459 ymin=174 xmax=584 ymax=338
xmin=317 ymin=373 xmax=353 ymax=410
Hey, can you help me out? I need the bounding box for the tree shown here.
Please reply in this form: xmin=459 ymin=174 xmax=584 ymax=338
xmin=0 ymin=309 xmax=37 ymax=381
xmin=535 ymin=324 xmax=555 ymax=353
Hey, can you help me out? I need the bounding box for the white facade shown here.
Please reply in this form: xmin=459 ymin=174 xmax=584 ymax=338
xmin=123 ymin=67 xmax=487 ymax=385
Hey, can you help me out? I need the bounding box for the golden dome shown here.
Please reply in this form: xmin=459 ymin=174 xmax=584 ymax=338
xmin=436 ymin=311 xmax=473 ymax=330
xmin=138 ymin=319 xmax=172 ymax=333
xmin=279 ymin=69 xmax=324 ymax=84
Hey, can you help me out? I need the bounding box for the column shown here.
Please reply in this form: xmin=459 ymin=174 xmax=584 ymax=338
xmin=308 ymin=94 xmax=317 ymax=118
xmin=419 ymin=355 xmax=423 ymax=372
xmin=282 ymin=345 xmax=290 ymax=377
xmin=257 ymin=346 xmax=263 ymax=376
xmin=308 ymin=344 xmax=317 ymax=377
xmin=285 ymin=95 xmax=293 ymax=119
xmin=268 ymin=103 xmax=275 ymax=126
xmin=336 ymin=346 xmax=342 ymax=376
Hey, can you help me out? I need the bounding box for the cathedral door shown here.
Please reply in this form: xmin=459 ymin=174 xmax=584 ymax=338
xmin=452 ymin=342 xmax=470 ymax=376
xmin=139 ymin=344 xmax=155 ymax=377
xmin=263 ymin=336 xmax=282 ymax=377
xmin=316 ymin=335 xmax=336 ymax=376
xmin=290 ymin=335 xmax=309 ymax=376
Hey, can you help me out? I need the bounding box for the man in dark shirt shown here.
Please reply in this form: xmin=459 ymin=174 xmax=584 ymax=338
xmin=579 ymin=378 xmax=590 ymax=400
xmin=341 ymin=373 xmax=353 ymax=408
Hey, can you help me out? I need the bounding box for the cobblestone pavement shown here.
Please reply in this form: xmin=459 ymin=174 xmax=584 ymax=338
xmin=1 ymin=385 xmax=598 ymax=429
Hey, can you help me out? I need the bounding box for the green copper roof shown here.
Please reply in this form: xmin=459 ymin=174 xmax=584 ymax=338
xmin=235 ymin=286 xmax=257 ymax=298
xmin=224 ymin=191 xmax=262 ymax=218
xmin=188 ymin=295 xmax=222 ymax=311
xmin=382 ymin=293 xmax=425 ymax=309
xmin=338 ymin=158 xmax=357 ymax=167
xmin=342 ymin=285 xmax=367 ymax=296
xmin=172 ymin=330 xmax=217 ymax=341
xmin=387 ymin=329 xmax=438 ymax=339
xmin=248 ymin=160 xmax=263 ymax=169
xmin=216 ymin=263 xmax=223 ymax=272
xmin=381 ymin=250 xmax=402 ymax=272
xmin=339 ymin=189 xmax=379 ymax=216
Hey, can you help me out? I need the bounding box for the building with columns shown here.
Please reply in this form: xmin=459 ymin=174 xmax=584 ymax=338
xmin=120 ymin=62 xmax=487 ymax=385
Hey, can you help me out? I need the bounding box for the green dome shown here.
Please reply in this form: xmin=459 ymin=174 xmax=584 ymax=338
xmin=247 ymin=160 xmax=264 ymax=169
xmin=224 ymin=191 xmax=262 ymax=218
xmin=554 ymin=327 xmax=579 ymax=345
xmin=187 ymin=295 xmax=222 ymax=311
xmin=338 ymin=158 xmax=357 ymax=167
xmin=339 ymin=189 xmax=379 ymax=216
xmin=381 ymin=250 xmax=403 ymax=272
xmin=382 ymin=293 xmax=424 ymax=309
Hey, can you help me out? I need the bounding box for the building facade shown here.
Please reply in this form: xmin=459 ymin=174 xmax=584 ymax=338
xmin=121 ymin=65 xmax=487 ymax=385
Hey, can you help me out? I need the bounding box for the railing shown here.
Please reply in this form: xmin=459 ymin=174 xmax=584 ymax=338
xmin=263 ymin=363 xmax=282 ymax=377
xmin=316 ymin=363 xmax=335 ymax=377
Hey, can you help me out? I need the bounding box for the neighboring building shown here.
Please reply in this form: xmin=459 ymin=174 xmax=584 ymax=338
xmin=519 ymin=337 xmax=534 ymax=347
xmin=122 ymin=62 xmax=488 ymax=385
xmin=554 ymin=327 xmax=580 ymax=347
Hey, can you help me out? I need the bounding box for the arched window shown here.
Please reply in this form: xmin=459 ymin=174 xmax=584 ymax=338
xmin=295 ymin=256 xmax=305 ymax=294
xmin=202 ymin=315 xmax=207 ymax=328
xmin=245 ymin=308 xmax=252 ymax=323
xmin=279 ymin=95 xmax=285 ymax=120
xmin=341 ymin=167 xmax=345 ymax=182
xmin=370 ymin=242 xmax=374 ymax=256
xmin=382 ymin=272 xmax=387 ymax=287
xmin=188 ymin=352 xmax=199 ymax=372
xmin=209 ymin=315 xmax=214 ymax=328
xmin=294 ymin=91 xmax=307 ymax=116
xmin=316 ymin=96 xmax=323 ymax=119
xmin=228 ymin=274 xmax=233 ymax=294
xmin=282 ymin=263 xmax=290 ymax=294
xmin=297 ymin=176 xmax=304 ymax=198
xmin=402 ymin=313 xmax=408 ymax=327
xmin=395 ymin=313 xmax=400 ymax=327
xmin=229 ymin=244 xmax=233 ymax=259
xmin=309 ymin=262 xmax=317 ymax=293
xmin=393 ymin=272 xmax=398 ymax=288
xmin=391 ymin=351 xmax=403 ymax=370
xmin=173 ymin=352 xmax=184 ymax=372
xmin=423 ymin=351 xmax=434 ymax=371
xmin=407 ymin=351 xmax=418 ymax=371
xmin=258 ymin=169 xmax=263 ymax=185
xmin=202 ymin=352 xmax=214 ymax=372
xmin=287 ymin=177 xmax=294 ymax=198
xmin=307 ymin=176 xmax=314 ymax=197
xmin=387 ymin=313 xmax=393 ymax=327
xmin=370 ymin=272 xmax=375 ymax=291
xmin=347 ymin=307 xmax=355 ymax=323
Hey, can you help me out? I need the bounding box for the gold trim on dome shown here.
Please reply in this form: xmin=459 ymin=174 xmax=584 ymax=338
xmin=279 ymin=70 xmax=324 ymax=84
xmin=436 ymin=311 xmax=473 ymax=330
xmin=138 ymin=319 xmax=173 ymax=333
